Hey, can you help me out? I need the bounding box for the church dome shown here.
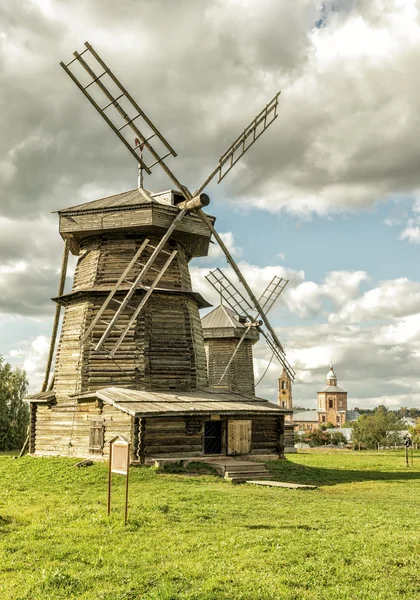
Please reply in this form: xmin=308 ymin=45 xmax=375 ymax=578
xmin=327 ymin=361 xmax=336 ymax=380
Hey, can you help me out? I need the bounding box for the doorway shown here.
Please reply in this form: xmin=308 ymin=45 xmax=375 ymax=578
xmin=204 ymin=421 xmax=223 ymax=454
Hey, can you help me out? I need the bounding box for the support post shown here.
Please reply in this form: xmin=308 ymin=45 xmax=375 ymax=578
xmin=41 ymin=238 xmax=70 ymax=392
xmin=124 ymin=445 xmax=130 ymax=525
xmin=107 ymin=444 xmax=112 ymax=516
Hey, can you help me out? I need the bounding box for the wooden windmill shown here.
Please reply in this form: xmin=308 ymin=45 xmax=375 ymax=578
xmin=26 ymin=41 xmax=294 ymax=462
xmin=202 ymin=272 xmax=291 ymax=394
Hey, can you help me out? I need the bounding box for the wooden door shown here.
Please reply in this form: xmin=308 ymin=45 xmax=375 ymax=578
xmin=204 ymin=421 xmax=223 ymax=454
xmin=227 ymin=420 xmax=252 ymax=455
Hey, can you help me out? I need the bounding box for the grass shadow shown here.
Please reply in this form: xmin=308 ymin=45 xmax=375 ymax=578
xmin=266 ymin=458 xmax=420 ymax=487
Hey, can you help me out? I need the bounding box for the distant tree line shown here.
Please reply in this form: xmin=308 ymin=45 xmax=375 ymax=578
xmin=0 ymin=356 xmax=28 ymax=451
xmin=295 ymin=405 xmax=418 ymax=449
xmin=353 ymin=405 xmax=420 ymax=419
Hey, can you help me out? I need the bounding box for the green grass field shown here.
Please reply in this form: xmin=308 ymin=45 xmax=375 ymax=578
xmin=0 ymin=450 xmax=419 ymax=600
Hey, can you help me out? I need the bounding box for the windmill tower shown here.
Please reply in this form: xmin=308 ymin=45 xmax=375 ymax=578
xmin=53 ymin=188 xmax=212 ymax=399
xmin=202 ymin=273 xmax=291 ymax=395
xmin=25 ymin=42 xmax=294 ymax=461
xmin=202 ymin=305 xmax=259 ymax=394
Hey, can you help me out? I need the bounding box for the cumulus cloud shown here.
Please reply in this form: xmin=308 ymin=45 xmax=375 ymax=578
xmin=2 ymin=0 xmax=420 ymax=408
xmin=0 ymin=216 xmax=73 ymax=316
xmin=206 ymin=231 xmax=242 ymax=259
xmin=2 ymin=0 xmax=420 ymax=220
xmin=8 ymin=335 xmax=49 ymax=392
xmin=331 ymin=278 xmax=420 ymax=324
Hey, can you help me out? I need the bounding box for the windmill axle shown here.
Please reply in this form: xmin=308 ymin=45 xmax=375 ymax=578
xmin=177 ymin=193 xmax=210 ymax=211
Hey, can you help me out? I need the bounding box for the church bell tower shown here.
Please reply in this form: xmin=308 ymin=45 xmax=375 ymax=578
xmin=278 ymin=367 xmax=293 ymax=422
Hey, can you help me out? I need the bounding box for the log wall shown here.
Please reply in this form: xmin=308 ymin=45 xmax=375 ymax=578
xmin=53 ymin=233 xmax=208 ymax=400
xmin=141 ymin=414 xmax=283 ymax=458
xmin=33 ymin=401 xmax=131 ymax=459
xmin=205 ymin=338 xmax=255 ymax=395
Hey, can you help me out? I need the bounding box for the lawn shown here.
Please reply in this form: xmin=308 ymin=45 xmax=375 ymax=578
xmin=0 ymin=450 xmax=419 ymax=600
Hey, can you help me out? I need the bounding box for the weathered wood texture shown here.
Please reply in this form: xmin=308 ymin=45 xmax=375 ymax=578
xmin=251 ymin=415 xmax=284 ymax=456
xmin=284 ymin=423 xmax=294 ymax=449
xmin=53 ymin=234 xmax=208 ymax=402
xmin=142 ymin=415 xmax=282 ymax=458
xmin=59 ymin=203 xmax=212 ymax=258
xmin=227 ymin=420 xmax=252 ymax=455
xmin=29 ymin=403 xmax=37 ymax=454
xmin=204 ymin=338 xmax=255 ymax=395
xmin=33 ymin=401 xmax=131 ymax=458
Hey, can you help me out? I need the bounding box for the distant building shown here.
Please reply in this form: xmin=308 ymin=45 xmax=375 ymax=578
xmin=293 ymin=362 xmax=359 ymax=431
xmin=278 ymin=367 xmax=293 ymax=422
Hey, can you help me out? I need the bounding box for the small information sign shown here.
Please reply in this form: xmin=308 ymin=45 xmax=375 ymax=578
xmin=111 ymin=439 xmax=130 ymax=475
xmin=108 ymin=435 xmax=130 ymax=524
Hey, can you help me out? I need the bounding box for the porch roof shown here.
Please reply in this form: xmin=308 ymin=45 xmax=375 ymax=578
xmin=76 ymin=386 xmax=292 ymax=418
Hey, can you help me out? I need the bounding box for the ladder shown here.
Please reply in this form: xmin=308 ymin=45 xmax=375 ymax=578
xmin=257 ymin=276 xmax=288 ymax=315
xmin=60 ymin=42 xmax=187 ymax=195
xmin=81 ymin=242 xmax=179 ymax=357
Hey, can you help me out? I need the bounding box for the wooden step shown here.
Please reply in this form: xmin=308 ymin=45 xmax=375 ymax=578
xmin=223 ymin=464 xmax=267 ymax=472
xmin=224 ymin=465 xmax=272 ymax=483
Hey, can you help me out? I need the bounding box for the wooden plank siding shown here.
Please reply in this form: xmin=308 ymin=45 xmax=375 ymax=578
xmin=52 ymin=233 xmax=208 ymax=401
xmin=205 ymin=338 xmax=255 ymax=395
xmin=59 ymin=204 xmax=212 ymax=258
xmin=142 ymin=414 xmax=284 ymax=458
xmin=33 ymin=401 xmax=131 ymax=459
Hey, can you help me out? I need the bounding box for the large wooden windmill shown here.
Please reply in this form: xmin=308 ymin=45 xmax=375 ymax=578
xmin=26 ymin=42 xmax=294 ymax=462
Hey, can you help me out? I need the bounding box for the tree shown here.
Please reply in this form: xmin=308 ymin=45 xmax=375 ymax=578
xmin=351 ymin=410 xmax=404 ymax=449
xmin=0 ymin=356 xmax=28 ymax=451
xmin=408 ymin=419 xmax=420 ymax=446
xmin=304 ymin=429 xmax=347 ymax=447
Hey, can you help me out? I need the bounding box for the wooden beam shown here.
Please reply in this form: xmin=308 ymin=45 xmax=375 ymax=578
xmin=95 ymin=209 xmax=186 ymax=351
xmin=80 ymin=238 xmax=150 ymax=345
xmin=41 ymin=238 xmax=70 ymax=392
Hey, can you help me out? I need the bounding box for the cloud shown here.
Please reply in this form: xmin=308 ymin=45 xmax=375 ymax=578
xmin=192 ymin=260 xmax=420 ymax=409
xmin=206 ymin=231 xmax=242 ymax=259
xmin=330 ymin=278 xmax=420 ymax=324
xmin=3 ymin=0 xmax=420 ymax=221
xmin=0 ymin=216 xmax=73 ymax=316
xmin=8 ymin=335 xmax=49 ymax=392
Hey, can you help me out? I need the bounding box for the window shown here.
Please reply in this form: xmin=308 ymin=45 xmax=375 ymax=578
xmin=89 ymin=419 xmax=104 ymax=455
xmin=328 ymin=398 xmax=334 ymax=409
xmin=321 ymin=415 xmax=326 ymax=423
xmin=281 ymin=381 xmax=286 ymax=390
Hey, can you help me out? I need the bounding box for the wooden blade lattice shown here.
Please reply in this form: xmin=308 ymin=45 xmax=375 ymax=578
xmin=206 ymin=268 xmax=295 ymax=381
xmin=60 ymin=42 xmax=189 ymax=198
xmin=205 ymin=268 xmax=254 ymax=318
xmin=194 ymin=93 xmax=280 ymax=196
xmin=257 ymin=276 xmax=289 ymax=316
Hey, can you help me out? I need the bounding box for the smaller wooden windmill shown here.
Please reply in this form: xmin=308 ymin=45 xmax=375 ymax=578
xmin=203 ymin=272 xmax=290 ymax=394
xmin=205 ymin=269 xmax=294 ymax=382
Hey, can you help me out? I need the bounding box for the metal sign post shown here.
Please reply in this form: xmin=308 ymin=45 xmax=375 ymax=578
xmin=108 ymin=435 xmax=130 ymax=524
xmin=404 ymin=434 xmax=413 ymax=468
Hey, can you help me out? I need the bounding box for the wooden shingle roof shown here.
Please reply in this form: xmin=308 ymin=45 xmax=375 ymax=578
xmin=58 ymin=188 xmax=155 ymax=213
xmin=77 ymin=386 xmax=291 ymax=418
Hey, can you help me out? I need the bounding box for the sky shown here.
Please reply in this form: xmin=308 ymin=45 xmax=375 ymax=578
xmin=1 ymin=0 xmax=420 ymax=410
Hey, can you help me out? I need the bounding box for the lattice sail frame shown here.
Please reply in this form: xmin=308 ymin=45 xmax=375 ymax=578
xmin=205 ymin=269 xmax=295 ymax=381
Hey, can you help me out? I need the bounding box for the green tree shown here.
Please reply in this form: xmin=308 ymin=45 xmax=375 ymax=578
xmin=0 ymin=357 xmax=28 ymax=450
xmin=408 ymin=418 xmax=420 ymax=446
xmin=351 ymin=410 xmax=404 ymax=449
